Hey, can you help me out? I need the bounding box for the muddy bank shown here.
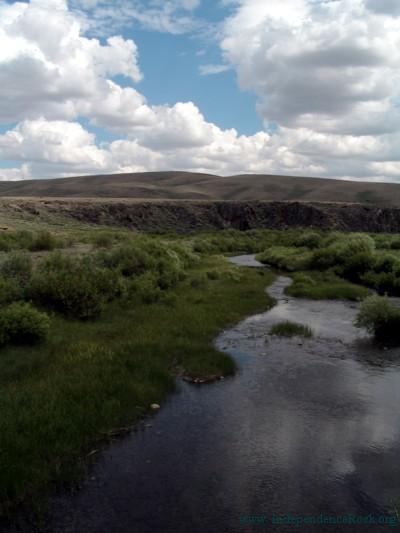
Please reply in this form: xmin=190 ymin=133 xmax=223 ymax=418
xmin=3 ymin=198 xmax=400 ymax=233
xmin=6 ymin=257 xmax=400 ymax=532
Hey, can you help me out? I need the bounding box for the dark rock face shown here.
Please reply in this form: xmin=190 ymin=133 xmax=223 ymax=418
xmin=4 ymin=199 xmax=400 ymax=233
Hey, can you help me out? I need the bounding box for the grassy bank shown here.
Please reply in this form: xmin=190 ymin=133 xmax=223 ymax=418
xmin=0 ymin=241 xmax=275 ymax=512
xmin=285 ymin=272 xmax=370 ymax=301
xmin=256 ymin=230 xmax=400 ymax=299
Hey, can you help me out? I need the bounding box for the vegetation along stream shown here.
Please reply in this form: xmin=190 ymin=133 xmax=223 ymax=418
xmin=9 ymin=254 xmax=400 ymax=532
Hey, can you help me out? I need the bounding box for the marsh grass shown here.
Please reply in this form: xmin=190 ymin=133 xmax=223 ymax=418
xmin=270 ymin=321 xmax=313 ymax=338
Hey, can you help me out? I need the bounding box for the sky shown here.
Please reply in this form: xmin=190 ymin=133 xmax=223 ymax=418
xmin=1 ymin=0 xmax=400 ymax=182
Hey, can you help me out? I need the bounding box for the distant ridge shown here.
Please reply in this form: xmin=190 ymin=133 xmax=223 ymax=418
xmin=0 ymin=171 xmax=398 ymax=206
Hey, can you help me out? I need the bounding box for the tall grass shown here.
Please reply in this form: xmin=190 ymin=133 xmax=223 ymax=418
xmin=270 ymin=321 xmax=313 ymax=338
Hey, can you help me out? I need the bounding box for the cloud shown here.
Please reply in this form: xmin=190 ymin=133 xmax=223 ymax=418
xmin=2 ymin=0 xmax=400 ymax=182
xmin=0 ymin=0 xmax=142 ymax=124
xmin=70 ymin=0 xmax=202 ymax=36
xmin=365 ymin=0 xmax=400 ymax=16
xmin=199 ymin=63 xmax=231 ymax=75
xmin=221 ymin=0 xmax=400 ymax=134
xmin=0 ymin=118 xmax=325 ymax=180
xmin=0 ymin=118 xmax=107 ymax=169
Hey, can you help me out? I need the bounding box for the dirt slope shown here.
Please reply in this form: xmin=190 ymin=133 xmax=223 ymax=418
xmin=0 ymin=171 xmax=399 ymax=205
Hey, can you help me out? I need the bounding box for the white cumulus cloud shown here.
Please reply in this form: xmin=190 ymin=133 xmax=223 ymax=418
xmin=2 ymin=0 xmax=400 ymax=182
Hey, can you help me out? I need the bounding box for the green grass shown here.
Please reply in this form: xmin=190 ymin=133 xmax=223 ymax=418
xmin=0 ymin=254 xmax=275 ymax=512
xmin=285 ymin=272 xmax=370 ymax=301
xmin=270 ymin=321 xmax=313 ymax=338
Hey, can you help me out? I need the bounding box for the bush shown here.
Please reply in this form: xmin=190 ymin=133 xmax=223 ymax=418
xmin=131 ymin=272 xmax=162 ymax=304
xmin=206 ymin=270 xmax=221 ymax=280
xmin=30 ymin=253 xmax=122 ymax=319
xmin=157 ymin=250 xmax=186 ymax=289
xmin=339 ymin=251 xmax=375 ymax=282
xmin=101 ymin=242 xmax=157 ymax=277
xmin=295 ymin=232 xmax=322 ymax=249
xmin=257 ymin=246 xmax=312 ymax=271
xmin=390 ymin=238 xmax=400 ymax=250
xmin=0 ymin=302 xmax=50 ymax=346
xmin=310 ymin=246 xmax=338 ymax=270
xmin=354 ymin=294 xmax=400 ymax=342
xmin=13 ymin=230 xmax=34 ymax=250
xmin=92 ymin=232 xmax=115 ymax=249
xmin=291 ymin=272 xmax=316 ymax=285
xmin=190 ymin=272 xmax=208 ymax=289
xmin=0 ymin=252 xmax=32 ymax=286
xmin=29 ymin=231 xmax=60 ymax=252
xmin=0 ymin=276 xmax=24 ymax=305
xmin=0 ymin=233 xmax=13 ymax=252
xmin=311 ymin=235 xmax=375 ymax=279
xmin=360 ymin=270 xmax=398 ymax=295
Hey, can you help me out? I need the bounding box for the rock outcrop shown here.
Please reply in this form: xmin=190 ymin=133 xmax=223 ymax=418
xmin=3 ymin=199 xmax=400 ymax=233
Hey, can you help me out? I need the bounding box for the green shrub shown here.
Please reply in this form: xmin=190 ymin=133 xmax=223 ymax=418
xmin=156 ymin=250 xmax=186 ymax=289
xmin=190 ymin=273 xmax=208 ymax=288
xmin=101 ymin=242 xmax=157 ymax=277
xmin=0 ymin=276 xmax=23 ymax=305
xmin=0 ymin=233 xmax=13 ymax=252
xmin=0 ymin=302 xmax=50 ymax=346
xmin=360 ymin=270 xmax=398 ymax=295
xmin=339 ymin=251 xmax=375 ymax=282
xmin=291 ymin=272 xmax=316 ymax=285
xmin=295 ymin=232 xmax=322 ymax=249
xmin=270 ymin=321 xmax=313 ymax=338
xmin=14 ymin=230 xmax=34 ymax=250
xmin=0 ymin=252 xmax=32 ymax=286
xmin=354 ymin=294 xmax=400 ymax=342
xmin=92 ymin=232 xmax=115 ymax=249
xmin=343 ymin=234 xmax=376 ymax=255
xmin=30 ymin=253 xmax=122 ymax=319
xmin=132 ymin=272 xmax=162 ymax=304
xmin=193 ymin=240 xmax=213 ymax=254
xmin=372 ymin=253 xmax=399 ymax=273
xmin=29 ymin=231 xmax=60 ymax=252
xmin=206 ymin=270 xmax=221 ymax=280
xmin=390 ymin=238 xmax=400 ymax=250
xmin=257 ymin=246 xmax=312 ymax=271
xmin=310 ymin=246 xmax=338 ymax=270
xmin=311 ymin=235 xmax=375 ymax=278
xmin=160 ymin=293 xmax=178 ymax=307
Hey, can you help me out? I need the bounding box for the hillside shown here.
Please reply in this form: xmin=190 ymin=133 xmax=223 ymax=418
xmin=0 ymin=171 xmax=399 ymax=205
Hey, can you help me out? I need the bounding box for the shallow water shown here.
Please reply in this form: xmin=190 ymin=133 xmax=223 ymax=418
xmin=227 ymin=254 xmax=265 ymax=268
xmin=9 ymin=256 xmax=400 ymax=532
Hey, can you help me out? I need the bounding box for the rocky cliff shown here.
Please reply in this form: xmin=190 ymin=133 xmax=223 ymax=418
xmin=2 ymin=199 xmax=400 ymax=233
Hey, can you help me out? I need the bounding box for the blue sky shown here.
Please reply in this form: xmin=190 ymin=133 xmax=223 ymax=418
xmin=1 ymin=0 xmax=400 ymax=181
xmin=124 ymin=30 xmax=263 ymax=136
xmin=83 ymin=0 xmax=263 ymax=138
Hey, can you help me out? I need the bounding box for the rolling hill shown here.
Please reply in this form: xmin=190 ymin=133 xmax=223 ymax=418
xmin=0 ymin=171 xmax=399 ymax=205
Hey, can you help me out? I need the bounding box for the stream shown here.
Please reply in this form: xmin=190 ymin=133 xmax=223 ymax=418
xmin=9 ymin=255 xmax=400 ymax=532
